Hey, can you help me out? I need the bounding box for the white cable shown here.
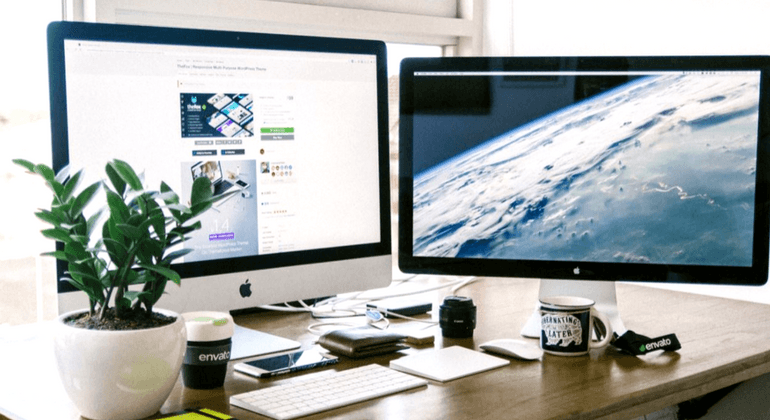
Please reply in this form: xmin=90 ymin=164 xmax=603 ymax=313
xmin=306 ymin=321 xmax=362 ymax=335
xmin=352 ymin=276 xmax=471 ymax=302
xmin=260 ymin=275 xmax=481 ymax=319
xmin=450 ymin=277 xmax=480 ymax=295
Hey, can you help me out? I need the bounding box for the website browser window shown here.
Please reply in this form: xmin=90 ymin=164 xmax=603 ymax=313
xmin=64 ymin=40 xmax=381 ymax=262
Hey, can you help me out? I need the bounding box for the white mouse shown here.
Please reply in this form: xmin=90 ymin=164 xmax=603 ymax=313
xmin=480 ymin=339 xmax=543 ymax=361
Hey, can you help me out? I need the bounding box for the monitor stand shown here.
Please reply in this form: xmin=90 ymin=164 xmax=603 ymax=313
xmin=230 ymin=324 xmax=301 ymax=360
xmin=520 ymin=279 xmax=628 ymax=339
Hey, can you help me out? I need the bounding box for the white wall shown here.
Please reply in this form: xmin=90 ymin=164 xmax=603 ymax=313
xmin=485 ymin=0 xmax=770 ymax=56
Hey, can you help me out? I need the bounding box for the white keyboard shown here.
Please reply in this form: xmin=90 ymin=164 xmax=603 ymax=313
xmin=230 ymin=364 xmax=428 ymax=419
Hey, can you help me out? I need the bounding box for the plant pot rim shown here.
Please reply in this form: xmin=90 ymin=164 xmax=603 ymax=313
xmin=56 ymin=308 xmax=182 ymax=333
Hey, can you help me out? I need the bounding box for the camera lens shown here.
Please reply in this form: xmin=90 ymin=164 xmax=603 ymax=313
xmin=439 ymin=296 xmax=476 ymax=338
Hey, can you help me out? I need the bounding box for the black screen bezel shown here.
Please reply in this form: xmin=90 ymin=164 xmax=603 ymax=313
xmin=47 ymin=21 xmax=392 ymax=294
xmin=399 ymin=56 xmax=770 ymax=285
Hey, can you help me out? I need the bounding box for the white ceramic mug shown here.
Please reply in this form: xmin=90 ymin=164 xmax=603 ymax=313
xmin=539 ymin=296 xmax=613 ymax=356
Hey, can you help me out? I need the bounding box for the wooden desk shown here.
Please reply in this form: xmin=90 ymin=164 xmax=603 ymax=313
xmin=3 ymin=278 xmax=770 ymax=420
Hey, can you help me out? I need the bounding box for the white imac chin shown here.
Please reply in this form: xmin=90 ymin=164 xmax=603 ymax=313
xmin=57 ymin=255 xmax=393 ymax=358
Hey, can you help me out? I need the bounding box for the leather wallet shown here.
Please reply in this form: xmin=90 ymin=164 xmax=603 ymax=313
xmin=318 ymin=326 xmax=408 ymax=358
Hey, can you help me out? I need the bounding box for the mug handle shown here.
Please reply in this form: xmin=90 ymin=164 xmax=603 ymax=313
xmin=589 ymin=308 xmax=614 ymax=349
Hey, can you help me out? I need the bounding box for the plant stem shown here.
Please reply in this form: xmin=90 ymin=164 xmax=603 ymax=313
xmin=100 ymin=284 xmax=114 ymax=320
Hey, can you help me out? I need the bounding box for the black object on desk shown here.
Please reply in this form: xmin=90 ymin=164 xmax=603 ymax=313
xmin=318 ymin=326 xmax=408 ymax=358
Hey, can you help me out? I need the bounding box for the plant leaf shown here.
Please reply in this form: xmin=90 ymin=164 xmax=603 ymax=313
xmin=159 ymin=182 xmax=179 ymax=204
xmin=70 ymin=181 xmax=101 ymax=218
xmin=68 ymin=264 xmax=101 ymax=284
xmin=151 ymin=214 xmax=167 ymax=242
xmin=54 ymin=164 xmax=71 ymax=185
xmin=139 ymin=264 xmax=181 ymax=285
xmin=104 ymin=161 xmax=126 ymax=196
xmin=64 ymin=241 xmax=90 ymax=262
xmin=128 ymin=272 xmax=149 ymax=285
xmin=191 ymin=176 xmax=213 ymax=208
xmin=41 ymin=250 xmax=69 ymax=261
xmin=12 ymin=159 xmax=35 ymax=172
xmin=60 ymin=169 xmax=83 ymax=203
xmin=165 ymin=203 xmax=191 ymax=214
xmin=70 ymin=234 xmax=90 ymax=245
xmin=86 ymin=209 xmax=104 ymax=237
xmin=168 ymin=222 xmax=200 ymax=240
xmin=190 ymin=201 xmax=213 ymax=219
xmin=123 ymin=290 xmax=149 ymax=302
xmin=142 ymin=238 xmax=163 ymax=259
xmin=62 ymin=276 xmax=87 ymax=293
xmin=42 ymin=228 xmax=72 ymax=243
xmin=162 ymin=248 xmax=194 ymax=264
xmin=64 ymin=267 xmax=105 ymax=304
xmin=116 ymin=223 xmax=146 ymax=241
xmin=111 ymin=159 xmax=143 ymax=191
xmin=149 ymin=278 xmax=168 ymax=303
xmin=103 ymin=237 xmax=128 ymax=266
xmin=33 ymin=163 xmax=56 ymax=184
xmin=35 ymin=209 xmax=63 ymax=226
xmin=104 ymin=217 xmax=126 ymax=252
xmin=116 ymin=295 xmax=132 ymax=311
xmin=105 ymin=190 xmax=130 ymax=223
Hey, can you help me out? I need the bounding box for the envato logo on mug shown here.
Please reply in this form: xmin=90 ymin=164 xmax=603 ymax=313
xmin=182 ymin=311 xmax=234 ymax=389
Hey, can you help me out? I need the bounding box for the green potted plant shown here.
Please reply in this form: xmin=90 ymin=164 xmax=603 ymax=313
xmin=14 ymin=158 xmax=220 ymax=420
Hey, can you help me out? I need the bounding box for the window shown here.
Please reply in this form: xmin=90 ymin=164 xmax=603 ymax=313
xmin=385 ymin=44 xmax=443 ymax=257
xmin=0 ymin=1 xmax=62 ymax=326
xmin=75 ymin=0 xmax=482 ymax=55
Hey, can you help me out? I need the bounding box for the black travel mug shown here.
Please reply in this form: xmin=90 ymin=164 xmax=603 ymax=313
xmin=182 ymin=311 xmax=234 ymax=389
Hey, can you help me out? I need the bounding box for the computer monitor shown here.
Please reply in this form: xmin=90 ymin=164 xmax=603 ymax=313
xmin=47 ymin=21 xmax=392 ymax=355
xmin=399 ymin=56 xmax=770 ymax=337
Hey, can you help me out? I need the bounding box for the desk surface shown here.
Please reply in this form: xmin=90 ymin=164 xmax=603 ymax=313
xmin=3 ymin=278 xmax=770 ymax=420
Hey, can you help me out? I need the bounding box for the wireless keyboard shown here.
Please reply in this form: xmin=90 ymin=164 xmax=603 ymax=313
xmin=230 ymin=363 xmax=428 ymax=420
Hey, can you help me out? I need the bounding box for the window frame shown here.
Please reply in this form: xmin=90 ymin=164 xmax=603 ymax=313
xmin=67 ymin=0 xmax=483 ymax=56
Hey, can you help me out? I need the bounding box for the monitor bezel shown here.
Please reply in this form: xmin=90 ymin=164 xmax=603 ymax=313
xmin=47 ymin=21 xmax=392 ymax=295
xmin=399 ymin=55 xmax=770 ymax=286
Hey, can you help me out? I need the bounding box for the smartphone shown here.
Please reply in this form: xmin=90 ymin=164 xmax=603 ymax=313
xmin=366 ymin=298 xmax=433 ymax=318
xmin=234 ymin=349 xmax=338 ymax=378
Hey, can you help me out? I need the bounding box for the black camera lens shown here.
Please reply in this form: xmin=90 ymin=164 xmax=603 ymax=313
xmin=439 ymin=296 xmax=476 ymax=338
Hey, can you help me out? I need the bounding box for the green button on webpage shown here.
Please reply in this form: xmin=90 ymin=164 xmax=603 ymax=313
xmin=261 ymin=127 xmax=294 ymax=133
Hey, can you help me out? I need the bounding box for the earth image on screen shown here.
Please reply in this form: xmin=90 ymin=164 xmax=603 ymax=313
xmin=413 ymin=73 xmax=760 ymax=267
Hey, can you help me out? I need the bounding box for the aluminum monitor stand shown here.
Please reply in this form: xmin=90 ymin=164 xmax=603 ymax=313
xmin=520 ymin=279 xmax=628 ymax=339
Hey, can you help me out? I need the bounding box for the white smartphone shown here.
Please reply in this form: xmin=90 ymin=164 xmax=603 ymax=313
xmin=234 ymin=349 xmax=338 ymax=378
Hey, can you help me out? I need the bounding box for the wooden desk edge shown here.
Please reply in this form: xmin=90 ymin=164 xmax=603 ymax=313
xmin=588 ymin=340 xmax=770 ymax=419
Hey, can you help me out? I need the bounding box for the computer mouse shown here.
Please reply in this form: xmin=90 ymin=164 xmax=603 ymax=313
xmin=479 ymin=339 xmax=543 ymax=361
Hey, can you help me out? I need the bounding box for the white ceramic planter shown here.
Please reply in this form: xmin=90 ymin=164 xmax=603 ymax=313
xmin=53 ymin=308 xmax=187 ymax=420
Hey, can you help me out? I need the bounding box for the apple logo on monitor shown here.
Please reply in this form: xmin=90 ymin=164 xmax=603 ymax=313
xmin=239 ymin=279 xmax=252 ymax=298
xmin=574 ymin=267 xmax=581 ymax=275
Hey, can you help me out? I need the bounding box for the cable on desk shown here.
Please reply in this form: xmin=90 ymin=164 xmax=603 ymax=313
xmin=259 ymin=275 xmax=482 ymax=331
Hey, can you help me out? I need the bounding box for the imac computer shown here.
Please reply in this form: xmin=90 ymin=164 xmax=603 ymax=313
xmin=46 ymin=21 xmax=391 ymax=356
xmin=399 ymin=56 xmax=770 ymax=337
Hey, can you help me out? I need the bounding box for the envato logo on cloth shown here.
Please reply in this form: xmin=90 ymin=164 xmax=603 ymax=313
xmin=639 ymin=337 xmax=673 ymax=353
